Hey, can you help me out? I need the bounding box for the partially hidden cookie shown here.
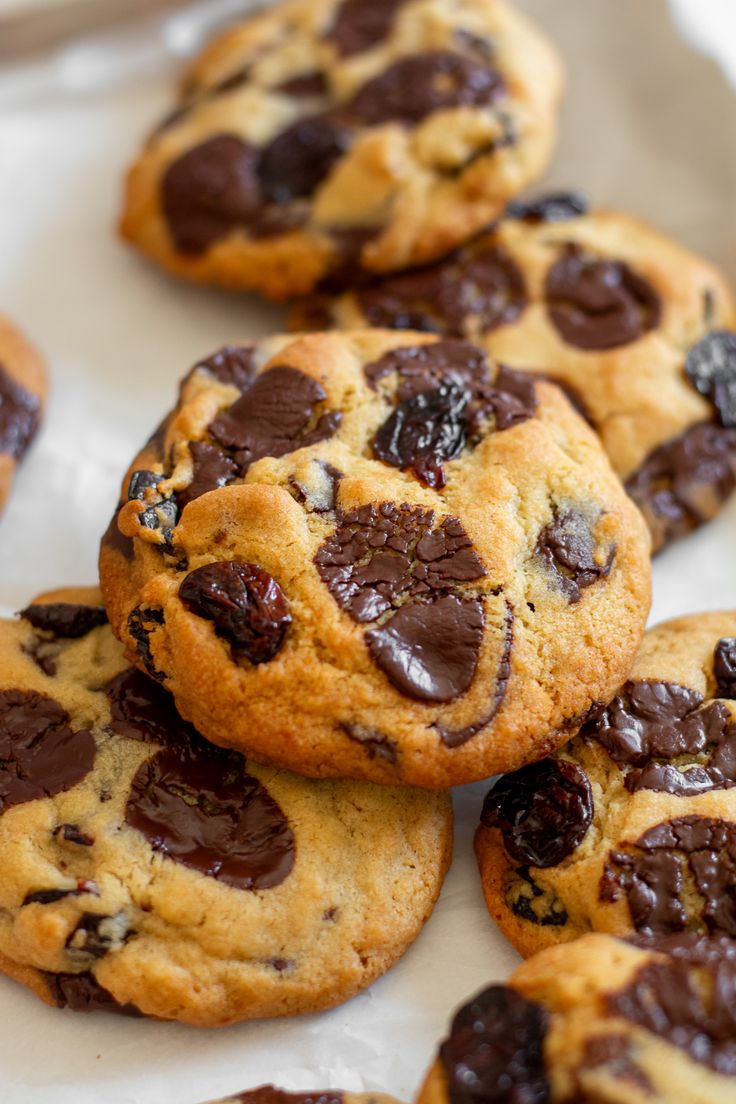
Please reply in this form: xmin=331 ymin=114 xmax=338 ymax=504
xmin=99 ymin=330 xmax=651 ymax=788
xmin=418 ymin=932 xmax=736 ymax=1104
xmin=294 ymin=196 xmax=736 ymax=552
xmin=120 ymin=0 xmax=562 ymax=299
xmin=0 ymin=587 xmax=452 ymax=1025
xmin=202 ymin=1088 xmax=399 ymax=1104
xmin=476 ymin=610 xmax=736 ymax=958
xmin=0 ymin=314 xmax=45 ymax=515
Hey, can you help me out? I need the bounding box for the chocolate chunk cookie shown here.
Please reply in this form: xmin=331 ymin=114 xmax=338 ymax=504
xmin=0 ymin=315 xmax=46 ymax=516
xmin=0 ymin=587 xmax=451 ymax=1024
xmin=417 ymin=933 xmax=736 ymax=1104
xmin=476 ymin=610 xmax=736 ymax=957
xmin=202 ymin=1089 xmax=398 ymax=1104
xmin=99 ymin=330 xmax=650 ymax=788
xmin=296 ymin=200 xmax=736 ymax=552
xmin=120 ymin=0 xmax=562 ymax=299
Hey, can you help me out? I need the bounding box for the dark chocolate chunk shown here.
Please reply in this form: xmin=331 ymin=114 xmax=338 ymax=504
xmin=247 ymin=203 xmax=311 ymax=240
xmin=0 ymin=363 xmax=41 ymax=460
xmin=179 ymin=561 xmax=291 ymax=664
xmin=546 ymin=246 xmax=662 ymax=350
xmin=126 ymin=739 xmax=295 ymax=891
xmin=508 ymin=866 xmax=568 ymax=928
xmin=209 ymin=365 xmax=341 ymax=474
xmin=289 ymin=460 xmax=342 ymax=514
xmin=105 ymin=668 xmax=185 ymax=745
xmin=20 ymin=603 xmax=107 ymax=639
xmin=536 ymin=508 xmax=614 ymax=603
xmin=46 ymin=971 xmax=142 ymax=1016
xmin=373 ymin=381 xmax=470 ymax=487
xmin=350 ymin=50 xmax=506 ymax=125
xmin=686 ymin=330 xmax=736 ymax=427
xmin=576 ymin=1034 xmax=652 ymax=1095
xmin=258 ymin=113 xmax=352 ymax=203
xmin=127 ymin=607 xmax=166 ymax=682
xmin=581 ymin=679 xmax=736 ymax=796
xmin=54 ymin=823 xmax=93 ymax=846
xmin=190 ymin=344 xmax=257 ymax=392
xmin=0 ymin=690 xmax=96 ymax=814
xmin=66 ymin=912 xmax=131 ymax=959
xmin=481 ymin=758 xmax=593 ymax=867
xmin=23 ymin=887 xmax=87 ymax=906
xmin=714 ymin=638 xmax=736 ymax=699
xmin=127 ymin=470 xmax=178 ymax=542
xmin=438 ymin=985 xmax=550 ymax=1104
xmin=315 ymin=503 xmax=485 ymax=623
xmin=365 ymin=338 xmax=491 ymax=397
xmin=602 ymin=815 xmax=736 ymax=936
xmin=100 ymin=505 xmax=134 ymax=562
xmin=340 ymin=723 xmax=398 ymax=763
xmin=161 ymin=135 xmax=262 ymax=254
xmin=436 ymin=600 xmax=513 ymax=747
xmin=274 ymin=70 xmax=329 ymax=96
xmin=328 ymin=0 xmax=405 ymax=56
xmin=366 ymin=593 xmax=484 ymax=702
xmin=506 ymin=191 xmax=588 ymax=224
xmin=177 ymin=441 xmax=238 ymax=509
xmin=609 ymin=938 xmax=736 ymax=1076
xmin=626 ymin=420 xmax=736 ymax=553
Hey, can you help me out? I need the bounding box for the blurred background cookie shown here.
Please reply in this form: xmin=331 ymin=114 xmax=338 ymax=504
xmin=0 ymin=315 xmax=45 ymax=518
xmin=476 ymin=610 xmax=736 ymax=956
xmin=293 ymin=196 xmax=736 ymax=552
xmin=120 ymin=0 xmax=563 ymax=299
xmin=418 ymin=932 xmax=736 ymax=1103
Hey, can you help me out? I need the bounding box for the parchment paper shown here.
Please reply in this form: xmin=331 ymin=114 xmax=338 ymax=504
xmin=0 ymin=3 xmax=734 ymax=1101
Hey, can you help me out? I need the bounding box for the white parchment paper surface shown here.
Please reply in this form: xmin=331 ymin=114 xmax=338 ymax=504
xmin=0 ymin=2 xmax=735 ymax=1101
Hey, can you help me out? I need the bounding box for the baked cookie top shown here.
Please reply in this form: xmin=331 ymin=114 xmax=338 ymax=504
xmin=476 ymin=610 xmax=736 ymax=958
xmin=0 ymin=314 xmax=45 ymax=515
xmin=202 ymin=1088 xmax=399 ymax=1104
xmin=0 ymin=587 xmax=451 ymax=1026
xmin=120 ymin=0 xmax=562 ymax=299
xmin=418 ymin=932 xmax=736 ymax=1104
xmin=295 ymin=195 xmax=736 ymax=552
xmin=99 ymin=330 xmax=650 ymax=788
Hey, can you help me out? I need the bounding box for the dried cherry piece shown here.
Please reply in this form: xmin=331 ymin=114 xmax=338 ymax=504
xmin=20 ymin=603 xmax=107 ymax=639
xmin=161 ymin=135 xmax=262 ymax=254
xmin=438 ymin=984 xmax=550 ymax=1104
xmin=258 ymin=113 xmax=352 ymax=203
xmin=350 ymin=50 xmax=505 ymax=125
xmin=481 ymin=757 xmax=593 ymax=867
xmin=372 ymin=381 xmax=469 ymax=487
xmin=537 ymin=509 xmax=613 ymax=603
xmin=0 ymin=364 xmax=41 ymax=460
xmin=179 ymin=561 xmax=291 ymax=664
xmin=685 ymin=330 xmax=736 ymax=427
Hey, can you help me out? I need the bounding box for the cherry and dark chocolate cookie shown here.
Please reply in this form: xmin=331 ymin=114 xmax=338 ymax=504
xmin=476 ymin=610 xmax=736 ymax=959
xmin=420 ymin=932 xmax=736 ymax=1104
xmin=293 ymin=203 xmax=736 ymax=552
xmin=0 ymin=315 xmax=46 ymax=517
xmin=0 ymin=586 xmax=452 ymax=1024
xmin=120 ymin=0 xmax=562 ymax=299
xmin=99 ymin=329 xmax=649 ymax=788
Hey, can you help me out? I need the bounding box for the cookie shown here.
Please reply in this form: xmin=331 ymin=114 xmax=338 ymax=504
xmin=294 ymin=196 xmax=736 ymax=552
xmin=202 ymin=1088 xmax=399 ymax=1104
xmin=418 ymin=932 xmax=736 ymax=1104
xmin=119 ymin=0 xmax=562 ymax=300
xmin=99 ymin=330 xmax=650 ymax=788
xmin=476 ymin=610 xmax=736 ymax=958
xmin=0 ymin=586 xmax=452 ymax=1025
xmin=0 ymin=314 xmax=45 ymax=515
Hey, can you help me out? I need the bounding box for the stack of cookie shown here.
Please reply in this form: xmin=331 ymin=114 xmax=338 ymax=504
xmin=1 ymin=0 xmax=736 ymax=1100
